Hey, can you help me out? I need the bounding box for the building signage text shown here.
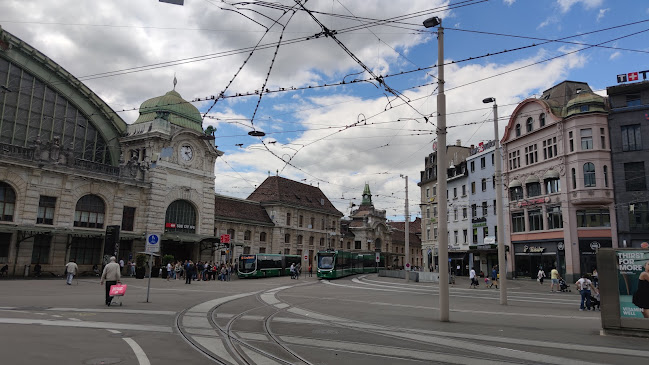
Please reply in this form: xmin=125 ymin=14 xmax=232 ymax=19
xmin=518 ymin=197 xmax=550 ymax=208
xmin=617 ymin=70 xmax=649 ymax=83
xmin=523 ymin=245 xmax=545 ymax=253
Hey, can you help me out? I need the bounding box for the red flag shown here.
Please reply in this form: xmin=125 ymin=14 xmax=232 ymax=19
xmin=628 ymin=72 xmax=639 ymax=81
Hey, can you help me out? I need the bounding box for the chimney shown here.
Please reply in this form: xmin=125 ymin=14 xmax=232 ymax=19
xmin=456 ymin=139 xmax=461 ymax=146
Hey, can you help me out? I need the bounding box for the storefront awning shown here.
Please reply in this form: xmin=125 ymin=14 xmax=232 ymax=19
xmin=525 ymin=175 xmax=540 ymax=184
xmin=508 ymin=180 xmax=521 ymax=188
xmin=543 ymin=169 xmax=559 ymax=179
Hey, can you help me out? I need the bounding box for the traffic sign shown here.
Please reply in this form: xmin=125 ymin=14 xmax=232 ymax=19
xmin=304 ymin=255 xmax=308 ymax=260
xmin=220 ymin=234 xmax=230 ymax=244
xmin=146 ymin=234 xmax=160 ymax=253
xmin=406 ymin=262 xmax=411 ymax=271
xmin=375 ymin=252 xmax=380 ymax=263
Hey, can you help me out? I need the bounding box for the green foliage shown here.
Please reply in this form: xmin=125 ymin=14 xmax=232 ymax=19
xmin=136 ymin=254 xmax=147 ymax=268
xmin=162 ymin=254 xmax=175 ymax=265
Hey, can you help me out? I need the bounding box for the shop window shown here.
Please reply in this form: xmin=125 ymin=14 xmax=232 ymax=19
xmin=0 ymin=182 xmax=16 ymax=222
xmin=37 ymin=196 xmax=56 ymax=225
xmin=164 ymin=200 xmax=196 ymax=233
xmin=629 ymin=202 xmax=649 ymax=231
xmin=31 ymin=234 xmax=51 ymax=264
xmin=74 ymin=194 xmax=105 ymax=229
xmin=545 ymin=178 xmax=560 ymax=194
xmin=527 ymin=182 xmax=541 ymax=197
xmin=260 ymin=232 xmax=267 ymax=242
xmin=244 ymin=230 xmax=251 ymax=241
xmin=121 ymin=206 xmax=135 ymax=231
xmin=576 ymin=209 xmax=611 ymax=227
xmin=528 ymin=209 xmax=543 ymax=231
xmin=512 ymin=212 xmax=525 ymax=232
xmin=583 ymin=163 xmax=596 ymax=187
xmin=624 ymin=162 xmax=647 ymax=191
xmin=547 ymin=205 xmax=563 ymax=229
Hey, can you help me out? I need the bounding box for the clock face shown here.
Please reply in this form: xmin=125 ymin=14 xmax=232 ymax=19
xmin=180 ymin=145 xmax=193 ymax=161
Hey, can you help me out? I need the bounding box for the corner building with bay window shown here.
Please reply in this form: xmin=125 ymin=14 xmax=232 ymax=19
xmin=0 ymin=27 xmax=222 ymax=275
xmin=502 ymin=81 xmax=617 ymax=282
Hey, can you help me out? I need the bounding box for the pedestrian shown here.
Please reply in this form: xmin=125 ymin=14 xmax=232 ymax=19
xmin=100 ymin=257 xmax=121 ymax=306
xmin=185 ymin=260 xmax=193 ymax=284
xmin=592 ymin=268 xmax=599 ymax=288
xmin=490 ymin=266 xmax=498 ymax=289
xmin=575 ymin=273 xmax=596 ymax=311
xmin=308 ymin=264 xmax=313 ymax=277
xmin=129 ymin=261 xmax=136 ymax=277
xmin=290 ymin=263 xmax=296 ymax=279
xmin=119 ymin=258 xmax=125 ymax=274
xmin=295 ymin=263 xmax=301 ymax=279
xmin=34 ymin=262 xmax=42 ymax=278
xmin=166 ymin=261 xmax=173 ymax=281
xmin=469 ymin=267 xmax=477 ymax=288
xmin=226 ymin=263 xmax=232 ymax=281
xmin=550 ymin=267 xmax=560 ymax=293
xmin=537 ymin=268 xmax=546 ymax=285
xmin=175 ymin=261 xmax=182 ymax=280
xmin=65 ymin=259 xmax=78 ymax=285
xmin=220 ymin=265 xmax=227 ymax=281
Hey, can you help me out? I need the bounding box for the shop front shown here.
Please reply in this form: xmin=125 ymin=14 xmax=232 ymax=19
xmin=578 ymin=238 xmax=612 ymax=275
xmin=449 ymin=251 xmax=468 ymax=276
xmin=513 ymin=240 xmax=565 ymax=279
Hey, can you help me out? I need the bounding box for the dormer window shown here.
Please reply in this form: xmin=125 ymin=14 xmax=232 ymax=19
xmin=515 ymin=124 xmax=521 ymax=137
xmin=539 ymin=113 xmax=546 ymax=127
xmin=526 ymin=117 xmax=533 ymax=133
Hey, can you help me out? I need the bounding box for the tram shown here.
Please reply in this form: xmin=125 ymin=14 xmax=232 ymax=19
xmin=237 ymin=254 xmax=301 ymax=278
xmin=316 ymin=250 xmax=386 ymax=279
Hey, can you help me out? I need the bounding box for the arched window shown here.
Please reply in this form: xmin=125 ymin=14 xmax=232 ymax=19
xmin=583 ymin=163 xmax=596 ymax=187
xmin=164 ymin=200 xmax=196 ymax=233
xmin=284 ymin=234 xmax=291 ymax=243
xmin=74 ymin=194 xmax=105 ymax=228
xmin=260 ymin=232 xmax=267 ymax=242
xmin=526 ymin=117 xmax=534 ymax=132
xmin=0 ymin=182 xmax=16 ymax=221
xmin=515 ymin=124 xmax=521 ymax=137
xmin=244 ymin=230 xmax=251 ymax=241
xmin=539 ymin=113 xmax=546 ymax=127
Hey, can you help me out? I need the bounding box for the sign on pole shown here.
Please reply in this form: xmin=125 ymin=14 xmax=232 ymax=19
xmin=304 ymin=255 xmax=308 ymax=261
xmin=375 ymin=252 xmax=380 ymax=263
xmin=146 ymin=234 xmax=160 ymax=254
xmin=220 ymin=234 xmax=230 ymax=244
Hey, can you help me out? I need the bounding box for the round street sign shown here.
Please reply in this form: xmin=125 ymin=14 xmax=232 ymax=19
xmin=147 ymin=234 xmax=159 ymax=245
xmin=304 ymin=255 xmax=308 ymax=260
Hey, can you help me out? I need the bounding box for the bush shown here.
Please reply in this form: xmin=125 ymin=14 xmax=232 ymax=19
xmin=162 ymin=254 xmax=175 ymax=266
xmin=136 ymin=254 xmax=147 ymax=268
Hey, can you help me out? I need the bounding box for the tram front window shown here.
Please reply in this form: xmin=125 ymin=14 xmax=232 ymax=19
xmin=318 ymin=254 xmax=334 ymax=269
xmin=239 ymin=255 xmax=256 ymax=273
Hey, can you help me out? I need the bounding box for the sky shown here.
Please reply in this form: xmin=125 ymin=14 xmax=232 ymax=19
xmin=1 ymin=0 xmax=648 ymax=221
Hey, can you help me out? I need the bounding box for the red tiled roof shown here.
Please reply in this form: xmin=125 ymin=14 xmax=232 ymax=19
xmin=247 ymin=176 xmax=342 ymax=216
xmin=387 ymin=217 xmax=421 ymax=234
xmin=214 ymin=195 xmax=273 ymax=225
xmin=390 ymin=229 xmax=421 ymax=246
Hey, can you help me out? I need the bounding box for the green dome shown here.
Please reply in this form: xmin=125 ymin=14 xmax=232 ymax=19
xmin=565 ymin=92 xmax=606 ymax=117
xmin=134 ymin=90 xmax=203 ymax=132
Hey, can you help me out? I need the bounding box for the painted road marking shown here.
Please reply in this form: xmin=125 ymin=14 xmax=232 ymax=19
xmin=47 ymin=308 xmax=176 ymax=315
xmin=107 ymin=329 xmax=121 ymax=334
xmin=0 ymin=318 xmax=172 ymax=333
xmin=123 ymin=337 xmax=151 ymax=365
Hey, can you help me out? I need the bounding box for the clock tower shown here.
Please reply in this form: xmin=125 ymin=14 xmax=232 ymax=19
xmin=121 ymin=89 xmax=223 ymax=260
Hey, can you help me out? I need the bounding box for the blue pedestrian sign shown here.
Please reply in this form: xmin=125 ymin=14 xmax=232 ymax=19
xmin=146 ymin=234 xmax=160 ymax=253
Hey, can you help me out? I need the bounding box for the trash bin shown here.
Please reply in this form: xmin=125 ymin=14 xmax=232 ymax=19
xmin=24 ymin=264 xmax=30 ymax=277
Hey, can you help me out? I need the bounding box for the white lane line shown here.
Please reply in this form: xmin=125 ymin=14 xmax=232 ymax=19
xmin=0 ymin=318 xmax=172 ymax=333
xmin=107 ymin=329 xmax=121 ymax=334
xmin=324 ymin=280 xmax=577 ymax=305
xmin=123 ymin=337 xmax=151 ymax=365
xmin=51 ymin=315 xmax=63 ymax=318
xmin=69 ymin=318 xmax=82 ymax=321
xmin=47 ymin=308 xmax=176 ymax=316
xmin=187 ymin=292 xmax=257 ymax=314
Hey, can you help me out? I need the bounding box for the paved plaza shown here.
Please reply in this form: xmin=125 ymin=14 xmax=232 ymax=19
xmin=0 ymin=273 xmax=647 ymax=365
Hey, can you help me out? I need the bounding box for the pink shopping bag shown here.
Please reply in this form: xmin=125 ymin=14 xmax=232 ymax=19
xmin=109 ymin=284 xmax=127 ymax=296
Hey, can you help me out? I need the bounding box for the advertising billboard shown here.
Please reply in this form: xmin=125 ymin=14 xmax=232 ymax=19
xmin=617 ymin=250 xmax=649 ymax=319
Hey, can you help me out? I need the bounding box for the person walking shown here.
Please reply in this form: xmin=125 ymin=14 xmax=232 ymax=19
xmin=290 ymin=263 xmax=296 ymax=279
xmin=308 ymin=264 xmax=313 ymax=278
xmin=592 ymin=268 xmax=599 ymax=288
xmin=490 ymin=266 xmax=498 ymax=289
xmin=575 ymin=274 xmax=596 ymax=311
xmin=537 ymin=268 xmax=546 ymax=285
xmin=100 ymin=257 xmax=121 ymax=306
xmin=469 ymin=267 xmax=478 ymax=288
xmin=65 ymin=259 xmax=78 ymax=285
xmin=166 ymin=261 xmax=173 ymax=281
xmin=550 ymin=267 xmax=560 ymax=292
xmin=184 ymin=260 xmax=192 ymax=284
xmin=119 ymin=258 xmax=125 ymax=275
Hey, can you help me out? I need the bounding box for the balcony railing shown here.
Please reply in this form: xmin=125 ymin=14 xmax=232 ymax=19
xmin=0 ymin=142 xmax=34 ymax=160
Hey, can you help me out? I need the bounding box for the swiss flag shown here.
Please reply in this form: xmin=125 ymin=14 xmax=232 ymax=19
xmin=628 ymin=72 xmax=639 ymax=81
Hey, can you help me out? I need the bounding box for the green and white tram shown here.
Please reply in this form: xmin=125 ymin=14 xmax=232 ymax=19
xmin=238 ymin=254 xmax=301 ymax=278
xmin=316 ymin=250 xmax=385 ymax=279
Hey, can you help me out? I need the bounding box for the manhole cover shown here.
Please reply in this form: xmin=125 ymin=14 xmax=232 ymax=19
xmin=312 ymin=329 xmax=339 ymax=335
xmin=84 ymin=357 xmax=122 ymax=364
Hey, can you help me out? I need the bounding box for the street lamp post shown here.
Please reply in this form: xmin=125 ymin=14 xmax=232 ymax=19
xmin=482 ymin=97 xmax=507 ymax=305
xmin=400 ymin=174 xmax=410 ymax=282
xmin=423 ymin=16 xmax=449 ymax=322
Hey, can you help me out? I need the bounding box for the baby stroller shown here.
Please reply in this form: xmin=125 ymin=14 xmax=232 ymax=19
xmin=559 ymin=278 xmax=571 ymax=292
xmin=588 ymin=292 xmax=601 ymax=311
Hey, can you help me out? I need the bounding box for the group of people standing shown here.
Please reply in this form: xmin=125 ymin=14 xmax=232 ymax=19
xmin=166 ymin=260 xmax=235 ymax=284
xmin=469 ymin=265 xmax=499 ymax=289
xmin=289 ymin=263 xmax=301 ymax=279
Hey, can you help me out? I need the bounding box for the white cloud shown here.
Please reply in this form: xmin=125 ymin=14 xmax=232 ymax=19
xmin=556 ymin=0 xmax=604 ymax=13
xmin=503 ymin=0 xmax=516 ymax=5
xmin=609 ymin=51 xmax=621 ymax=60
xmin=537 ymin=16 xmax=558 ymax=29
xmin=596 ymin=8 xmax=609 ymax=21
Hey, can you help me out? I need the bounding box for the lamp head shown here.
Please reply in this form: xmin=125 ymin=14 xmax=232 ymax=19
xmin=423 ymin=16 xmax=441 ymax=28
xmin=482 ymin=97 xmax=495 ymax=104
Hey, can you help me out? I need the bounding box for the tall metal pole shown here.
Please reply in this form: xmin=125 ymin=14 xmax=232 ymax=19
xmin=435 ymin=23 xmax=449 ymax=322
xmin=404 ymin=175 xmax=410 ymax=282
xmin=492 ymin=101 xmax=508 ymax=305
